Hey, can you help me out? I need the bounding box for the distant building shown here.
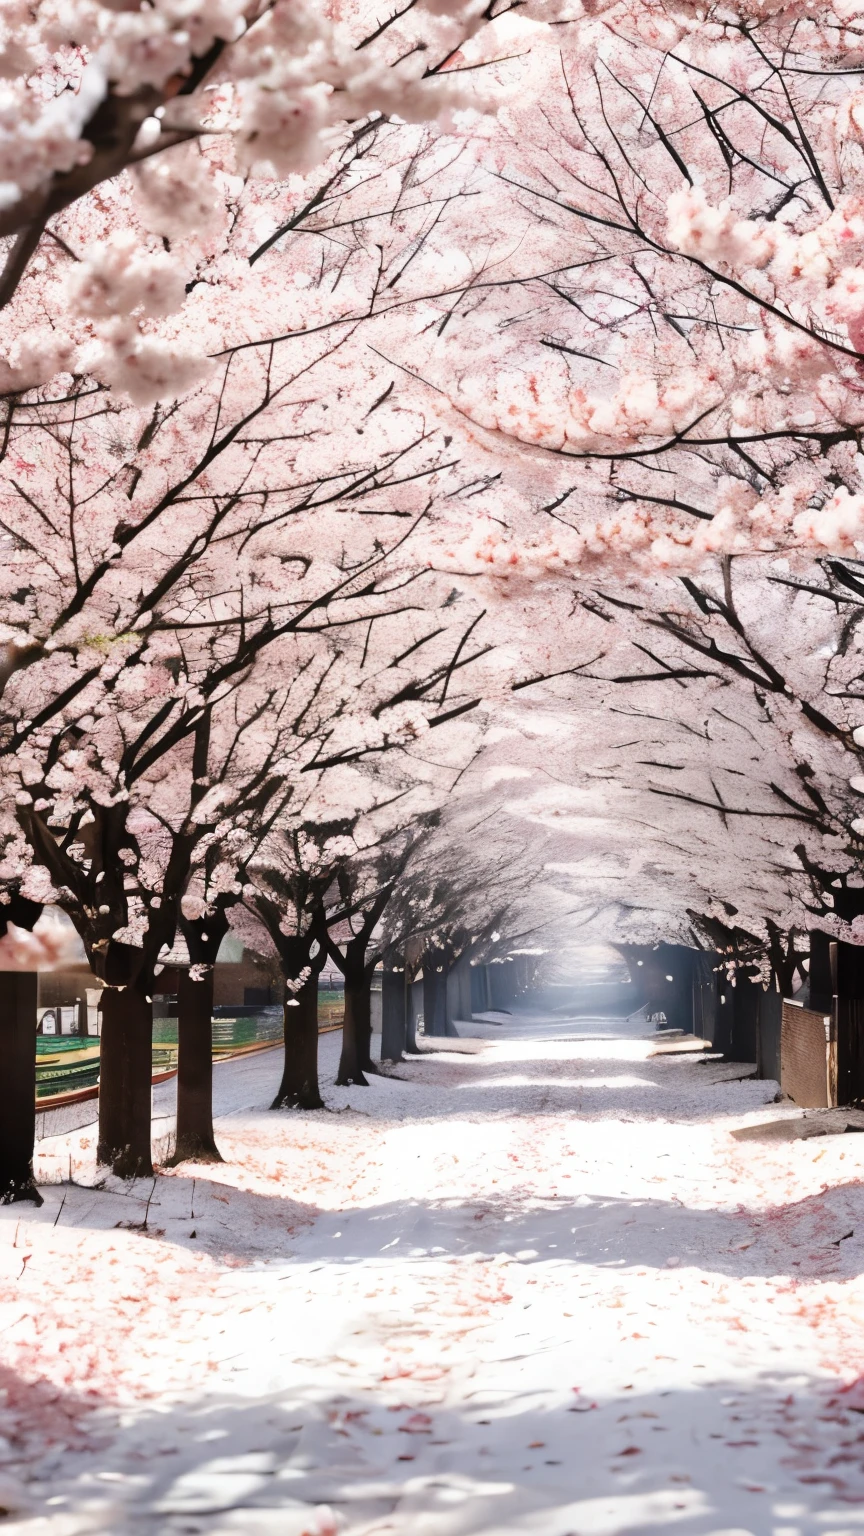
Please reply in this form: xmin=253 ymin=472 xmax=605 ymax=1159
xmin=212 ymin=933 xmax=282 ymax=1009
xmin=34 ymin=914 xmax=283 ymax=1031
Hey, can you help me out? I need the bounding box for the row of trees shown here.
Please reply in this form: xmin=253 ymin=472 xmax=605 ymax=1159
xmin=5 ymin=0 xmax=864 ymax=1198
xmin=0 ymin=7 xmax=561 ymax=1204
xmin=0 ymin=344 xmax=518 ymax=1196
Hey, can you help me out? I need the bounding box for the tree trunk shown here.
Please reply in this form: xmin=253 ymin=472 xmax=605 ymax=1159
xmin=356 ymin=972 xmax=376 ymax=1074
xmin=0 ymin=972 xmax=41 ymax=1205
xmin=172 ymin=966 xmax=222 ymax=1163
xmin=337 ymin=971 xmax=370 ymax=1086
xmin=443 ymin=957 xmax=460 ymax=1037
xmin=174 ymin=906 xmax=231 ymax=1164
xmin=381 ymin=967 xmax=406 ymax=1062
xmin=405 ymin=974 xmax=422 ymax=1054
xmin=487 ymin=959 xmax=517 ymax=1013
xmin=97 ymin=983 xmax=153 ymax=1178
xmin=272 ymin=970 xmax=324 ymax=1109
xmin=445 ymin=954 xmax=472 ymax=1035
xmin=423 ymin=960 xmax=446 ymax=1037
xmin=470 ymin=963 xmax=491 ymax=1015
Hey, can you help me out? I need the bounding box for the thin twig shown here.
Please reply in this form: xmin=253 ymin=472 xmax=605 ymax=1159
xmin=142 ymin=1177 xmax=157 ymax=1230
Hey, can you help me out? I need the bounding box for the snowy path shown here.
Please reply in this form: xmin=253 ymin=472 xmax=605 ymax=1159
xmin=5 ymin=1028 xmax=864 ymax=1533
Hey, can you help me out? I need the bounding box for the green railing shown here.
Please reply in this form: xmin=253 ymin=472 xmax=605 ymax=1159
xmin=36 ymin=1036 xmax=101 ymax=1099
xmin=35 ymin=1006 xmax=305 ymax=1101
xmin=152 ymin=1009 xmax=285 ymax=1062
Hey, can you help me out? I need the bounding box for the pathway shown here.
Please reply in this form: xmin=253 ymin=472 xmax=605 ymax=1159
xmin=3 ymin=1022 xmax=864 ymax=1533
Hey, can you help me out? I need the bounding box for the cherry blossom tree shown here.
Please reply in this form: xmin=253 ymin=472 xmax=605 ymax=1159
xmin=235 ymin=675 xmax=487 ymax=1100
xmin=0 ymin=304 xmax=510 ymax=1165
xmin=0 ymin=0 xmax=538 ymax=317
xmin=592 ymin=557 xmax=864 ymax=935
xmin=325 ymin=5 xmax=864 ymax=573
xmin=325 ymin=826 xmax=427 ymax=1084
xmin=397 ymin=570 xmax=837 ymax=993
xmin=334 ymin=2 xmax=864 ymax=987
xmin=12 ymin=0 xmax=864 ymax=1182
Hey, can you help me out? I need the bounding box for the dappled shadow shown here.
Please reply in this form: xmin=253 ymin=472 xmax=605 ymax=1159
xmin=8 ymin=1359 xmax=864 ymax=1533
xmin=240 ymin=1179 xmax=864 ymax=1282
xmin=24 ymin=1170 xmax=321 ymax=1264
xmin=37 ymin=1033 xmax=771 ymax=1153
xmin=24 ymin=1166 xmax=864 ymax=1282
xmin=0 ymin=1362 xmax=112 ymax=1463
xmin=377 ymin=1044 xmax=776 ymax=1123
xmin=16 ymin=1027 xmax=864 ymax=1535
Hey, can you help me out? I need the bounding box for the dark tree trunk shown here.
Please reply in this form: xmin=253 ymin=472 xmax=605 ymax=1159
xmin=443 ymin=955 xmax=460 ymax=1037
xmin=337 ymin=968 xmax=371 ymax=1086
xmin=730 ymin=972 xmax=760 ymax=1063
xmin=405 ymin=973 xmax=422 ymax=1054
xmin=756 ymin=988 xmax=782 ymax=1084
xmin=173 ymin=907 xmax=231 ymax=1164
xmin=423 ymin=958 xmax=447 ymax=1037
xmin=470 ymin=963 xmax=491 ymax=1015
xmin=272 ymin=969 xmax=324 ymax=1109
xmin=487 ymin=958 xmax=517 ymax=1013
xmin=381 ymin=967 xmax=406 ymax=1062
xmin=20 ymin=790 xmax=192 ymax=1182
xmin=765 ymin=921 xmax=799 ymax=999
xmin=330 ymin=883 xmax=395 ymax=1082
xmin=97 ymin=982 xmax=153 ymax=1178
xmin=173 ymin=966 xmax=222 ymax=1163
xmin=691 ymin=950 xmax=721 ymax=1044
xmin=0 ymin=972 xmax=41 ymax=1205
xmin=809 ymin=929 xmax=835 ymax=1013
xmin=356 ymin=972 xmax=376 ymax=1074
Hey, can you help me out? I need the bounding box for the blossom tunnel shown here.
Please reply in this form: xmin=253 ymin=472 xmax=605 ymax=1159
xmin=5 ymin=0 xmax=864 ymax=1527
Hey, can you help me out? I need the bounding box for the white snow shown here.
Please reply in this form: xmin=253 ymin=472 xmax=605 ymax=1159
xmin=5 ymin=1022 xmax=864 ymax=1532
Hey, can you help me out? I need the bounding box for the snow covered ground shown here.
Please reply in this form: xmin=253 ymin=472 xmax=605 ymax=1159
xmin=3 ymin=1023 xmax=864 ymax=1533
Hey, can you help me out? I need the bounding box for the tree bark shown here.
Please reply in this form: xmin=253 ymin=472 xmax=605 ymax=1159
xmin=423 ymin=958 xmax=447 ymax=1037
xmin=97 ymin=983 xmax=153 ymax=1178
xmin=172 ymin=966 xmax=222 ymax=1163
xmin=473 ymin=963 xmax=491 ymax=1015
xmin=404 ymin=973 xmax=421 ymax=1054
xmin=381 ymin=967 xmax=406 ymax=1062
xmin=338 ymin=981 xmax=367 ymax=1086
xmin=272 ymin=969 xmax=324 ymax=1109
xmin=356 ymin=972 xmax=376 ymax=1075
xmin=173 ymin=907 xmax=231 ymax=1163
xmin=445 ymin=954 xmax=471 ymax=1035
xmin=0 ymin=972 xmax=41 ymax=1205
xmin=337 ymin=966 xmax=373 ymax=1086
